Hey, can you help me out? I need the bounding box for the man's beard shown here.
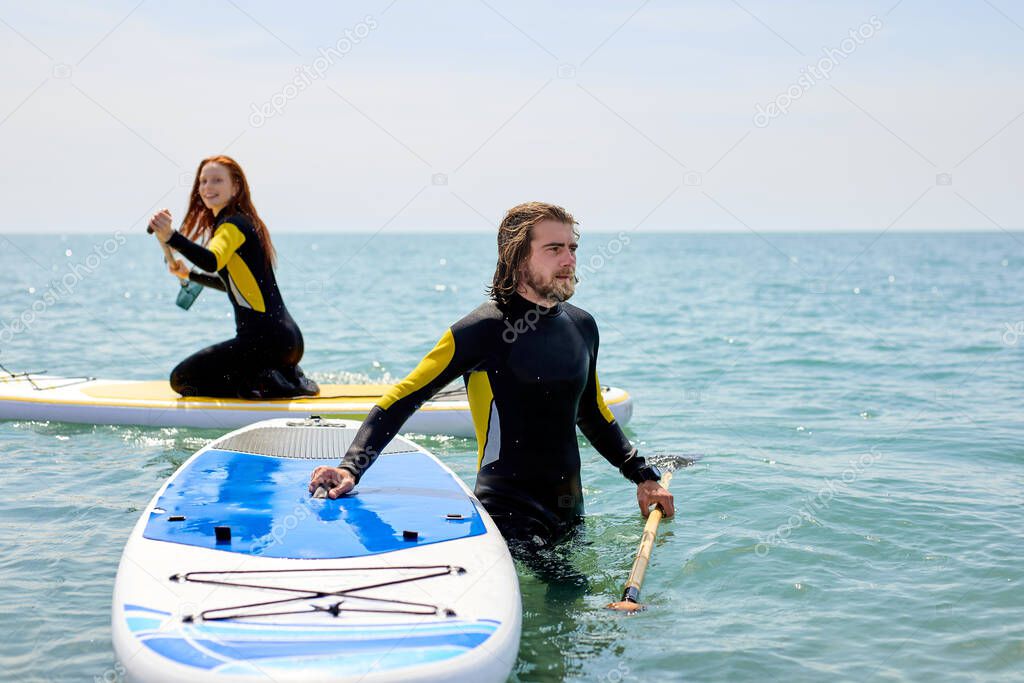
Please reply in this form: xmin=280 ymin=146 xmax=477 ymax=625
xmin=523 ymin=264 xmax=576 ymax=302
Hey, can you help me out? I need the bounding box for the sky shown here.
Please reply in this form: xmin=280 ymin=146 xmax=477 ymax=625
xmin=1 ymin=0 xmax=1022 ymax=233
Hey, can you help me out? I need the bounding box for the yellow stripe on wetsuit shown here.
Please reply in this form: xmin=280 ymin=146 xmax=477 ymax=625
xmin=208 ymin=222 xmax=246 ymax=270
xmin=594 ymin=370 xmax=616 ymax=423
xmin=377 ymin=328 xmax=456 ymax=410
xmin=209 ymin=222 xmax=266 ymax=313
xmin=467 ymin=370 xmax=495 ymax=469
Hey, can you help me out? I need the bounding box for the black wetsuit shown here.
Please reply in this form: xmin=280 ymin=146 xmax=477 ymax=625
xmin=166 ymin=213 xmax=318 ymax=399
xmin=339 ymin=293 xmax=656 ymax=544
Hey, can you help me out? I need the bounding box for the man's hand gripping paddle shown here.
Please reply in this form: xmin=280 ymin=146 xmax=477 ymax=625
xmin=607 ymin=454 xmax=695 ymax=612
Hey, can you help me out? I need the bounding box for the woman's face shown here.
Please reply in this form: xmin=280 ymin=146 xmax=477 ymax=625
xmin=198 ymin=162 xmax=238 ymax=212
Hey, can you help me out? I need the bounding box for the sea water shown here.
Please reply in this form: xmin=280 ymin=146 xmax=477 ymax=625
xmin=0 ymin=232 xmax=1020 ymax=681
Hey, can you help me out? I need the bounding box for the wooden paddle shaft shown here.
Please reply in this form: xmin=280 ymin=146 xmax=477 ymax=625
xmin=620 ymin=470 xmax=673 ymax=603
xmin=146 ymin=222 xmax=176 ymax=265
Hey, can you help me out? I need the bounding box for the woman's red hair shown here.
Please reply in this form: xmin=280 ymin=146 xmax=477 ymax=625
xmin=179 ymin=155 xmax=276 ymax=269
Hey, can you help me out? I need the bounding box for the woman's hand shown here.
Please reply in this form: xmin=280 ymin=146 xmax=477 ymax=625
xmin=309 ymin=466 xmax=357 ymax=499
xmin=168 ymin=259 xmax=190 ymax=280
xmin=148 ymin=208 xmax=174 ymax=243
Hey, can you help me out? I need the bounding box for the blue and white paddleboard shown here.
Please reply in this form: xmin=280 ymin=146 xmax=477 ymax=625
xmin=112 ymin=417 xmax=521 ymax=682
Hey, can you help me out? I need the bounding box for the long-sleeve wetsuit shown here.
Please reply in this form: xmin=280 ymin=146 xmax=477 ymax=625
xmin=338 ymin=293 xmax=656 ymax=543
xmin=187 ymin=270 xmax=225 ymax=292
xmin=166 ymin=213 xmax=318 ymax=399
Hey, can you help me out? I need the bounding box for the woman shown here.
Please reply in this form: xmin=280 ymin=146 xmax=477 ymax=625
xmin=148 ymin=155 xmax=319 ymax=399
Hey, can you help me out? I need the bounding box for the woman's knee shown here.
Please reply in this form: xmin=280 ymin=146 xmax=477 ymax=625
xmin=169 ymin=364 xmax=196 ymax=396
xmin=170 ymin=354 xmax=211 ymax=396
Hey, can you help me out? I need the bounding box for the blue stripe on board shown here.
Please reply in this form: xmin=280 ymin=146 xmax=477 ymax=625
xmin=128 ymin=615 xmax=500 ymax=672
xmin=213 ymin=646 xmax=473 ymax=676
xmin=126 ymin=617 xmax=164 ymax=632
xmin=142 ymin=636 xmax=227 ymax=670
xmin=190 ymin=631 xmax=491 ymax=660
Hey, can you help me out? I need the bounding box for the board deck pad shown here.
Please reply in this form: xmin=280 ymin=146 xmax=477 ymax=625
xmin=143 ymin=449 xmax=486 ymax=559
xmin=214 ymin=425 xmax=417 ymax=459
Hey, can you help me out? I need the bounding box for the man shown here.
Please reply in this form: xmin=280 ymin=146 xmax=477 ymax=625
xmin=309 ymin=201 xmax=673 ymax=546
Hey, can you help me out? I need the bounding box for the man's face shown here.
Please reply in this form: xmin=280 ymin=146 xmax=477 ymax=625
xmin=520 ymin=219 xmax=578 ymax=304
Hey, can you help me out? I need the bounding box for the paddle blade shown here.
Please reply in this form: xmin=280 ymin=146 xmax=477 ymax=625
xmin=649 ymin=453 xmax=700 ymax=472
xmin=176 ymin=281 xmax=203 ymax=310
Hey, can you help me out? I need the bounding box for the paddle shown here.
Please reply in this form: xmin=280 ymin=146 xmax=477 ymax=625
xmin=607 ymin=455 xmax=694 ymax=612
xmin=148 ymin=225 xmax=203 ymax=310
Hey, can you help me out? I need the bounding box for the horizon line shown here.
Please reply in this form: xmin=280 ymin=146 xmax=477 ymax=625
xmin=2 ymin=228 xmax=1021 ymax=236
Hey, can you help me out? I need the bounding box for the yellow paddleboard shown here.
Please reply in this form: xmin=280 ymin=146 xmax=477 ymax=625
xmin=0 ymin=374 xmax=634 ymax=437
